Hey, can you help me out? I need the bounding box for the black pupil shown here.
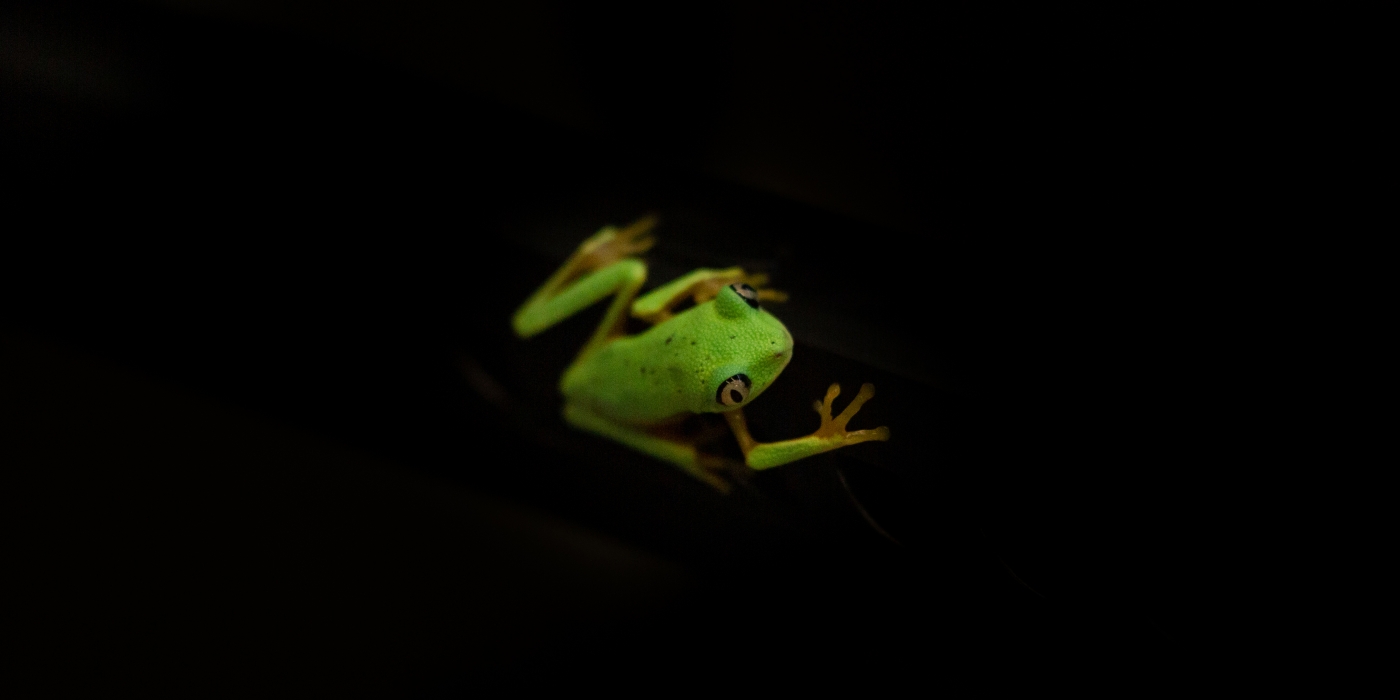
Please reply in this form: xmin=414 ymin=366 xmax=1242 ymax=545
xmin=729 ymin=389 xmax=742 ymax=403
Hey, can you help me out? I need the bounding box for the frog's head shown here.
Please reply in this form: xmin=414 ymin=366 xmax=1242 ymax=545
xmin=702 ymin=283 xmax=794 ymax=413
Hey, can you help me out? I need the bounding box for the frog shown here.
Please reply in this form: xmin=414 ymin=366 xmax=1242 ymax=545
xmin=512 ymin=214 xmax=890 ymax=490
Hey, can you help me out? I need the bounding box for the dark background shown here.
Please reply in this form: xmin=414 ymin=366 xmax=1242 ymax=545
xmin=4 ymin=0 xmax=1239 ymax=693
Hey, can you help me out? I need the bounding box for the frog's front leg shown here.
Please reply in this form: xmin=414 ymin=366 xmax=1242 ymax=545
xmin=631 ymin=267 xmax=788 ymax=324
xmin=563 ymin=403 xmax=744 ymax=492
xmin=723 ymin=383 xmax=891 ymax=470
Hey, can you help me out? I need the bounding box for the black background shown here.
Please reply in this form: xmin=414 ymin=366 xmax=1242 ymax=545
xmin=4 ymin=0 xmax=1241 ymax=693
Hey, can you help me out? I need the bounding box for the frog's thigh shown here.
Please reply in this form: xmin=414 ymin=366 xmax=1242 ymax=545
xmin=513 ymin=259 xmax=647 ymax=338
xmin=563 ymin=403 xmax=729 ymax=490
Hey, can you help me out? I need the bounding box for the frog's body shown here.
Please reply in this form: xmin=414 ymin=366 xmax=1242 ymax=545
xmin=562 ymin=287 xmax=793 ymax=424
xmin=512 ymin=216 xmax=888 ymax=490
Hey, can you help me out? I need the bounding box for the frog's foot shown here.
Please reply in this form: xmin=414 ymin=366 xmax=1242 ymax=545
xmin=738 ymin=273 xmax=789 ymax=304
xmin=811 ymin=383 xmax=892 ymax=444
xmin=577 ymin=214 xmax=658 ymax=271
xmin=756 ymin=288 xmax=789 ymax=303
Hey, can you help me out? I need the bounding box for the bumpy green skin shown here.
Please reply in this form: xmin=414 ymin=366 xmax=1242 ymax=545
xmin=563 ymin=285 xmax=793 ymax=425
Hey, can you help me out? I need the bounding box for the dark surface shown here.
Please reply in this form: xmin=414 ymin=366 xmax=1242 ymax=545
xmin=3 ymin=0 xmax=1222 ymax=691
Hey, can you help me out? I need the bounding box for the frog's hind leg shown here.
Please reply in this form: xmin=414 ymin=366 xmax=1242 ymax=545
xmin=517 ymin=258 xmax=648 ymax=362
xmin=513 ymin=216 xmax=658 ymax=359
xmin=564 ymin=402 xmax=742 ymax=492
xmin=513 ymin=216 xmax=656 ymax=334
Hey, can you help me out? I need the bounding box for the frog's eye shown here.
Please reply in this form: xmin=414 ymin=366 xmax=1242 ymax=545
xmin=716 ymin=373 xmax=752 ymax=406
xmin=729 ymin=283 xmax=760 ymax=309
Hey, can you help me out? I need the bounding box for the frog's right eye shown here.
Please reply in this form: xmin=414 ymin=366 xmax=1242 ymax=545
xmin=716 ymin=373 xmax=752 ymax=406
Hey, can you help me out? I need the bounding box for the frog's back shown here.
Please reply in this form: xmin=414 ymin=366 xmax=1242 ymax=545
xmin=560 ymin=311 xmax=716 ymax=425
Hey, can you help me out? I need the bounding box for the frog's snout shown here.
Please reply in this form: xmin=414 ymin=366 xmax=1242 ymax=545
xmin=774 ymin=329 xmax=795 ymax=360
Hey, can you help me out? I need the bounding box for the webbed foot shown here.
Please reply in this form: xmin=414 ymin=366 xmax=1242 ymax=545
xmin=737 ymin=273 xmax=789 ymax=303
xmin=811 ymin=382 xmax=891 ymax=444
xmin=578 ymin=214 xmax=658 ymax=270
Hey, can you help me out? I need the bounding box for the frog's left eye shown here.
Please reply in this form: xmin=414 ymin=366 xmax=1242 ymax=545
xmin=730 ymin=283 xmax=760 ymax=309
xmin=716 ymin=373 xmax=752 ymax=406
